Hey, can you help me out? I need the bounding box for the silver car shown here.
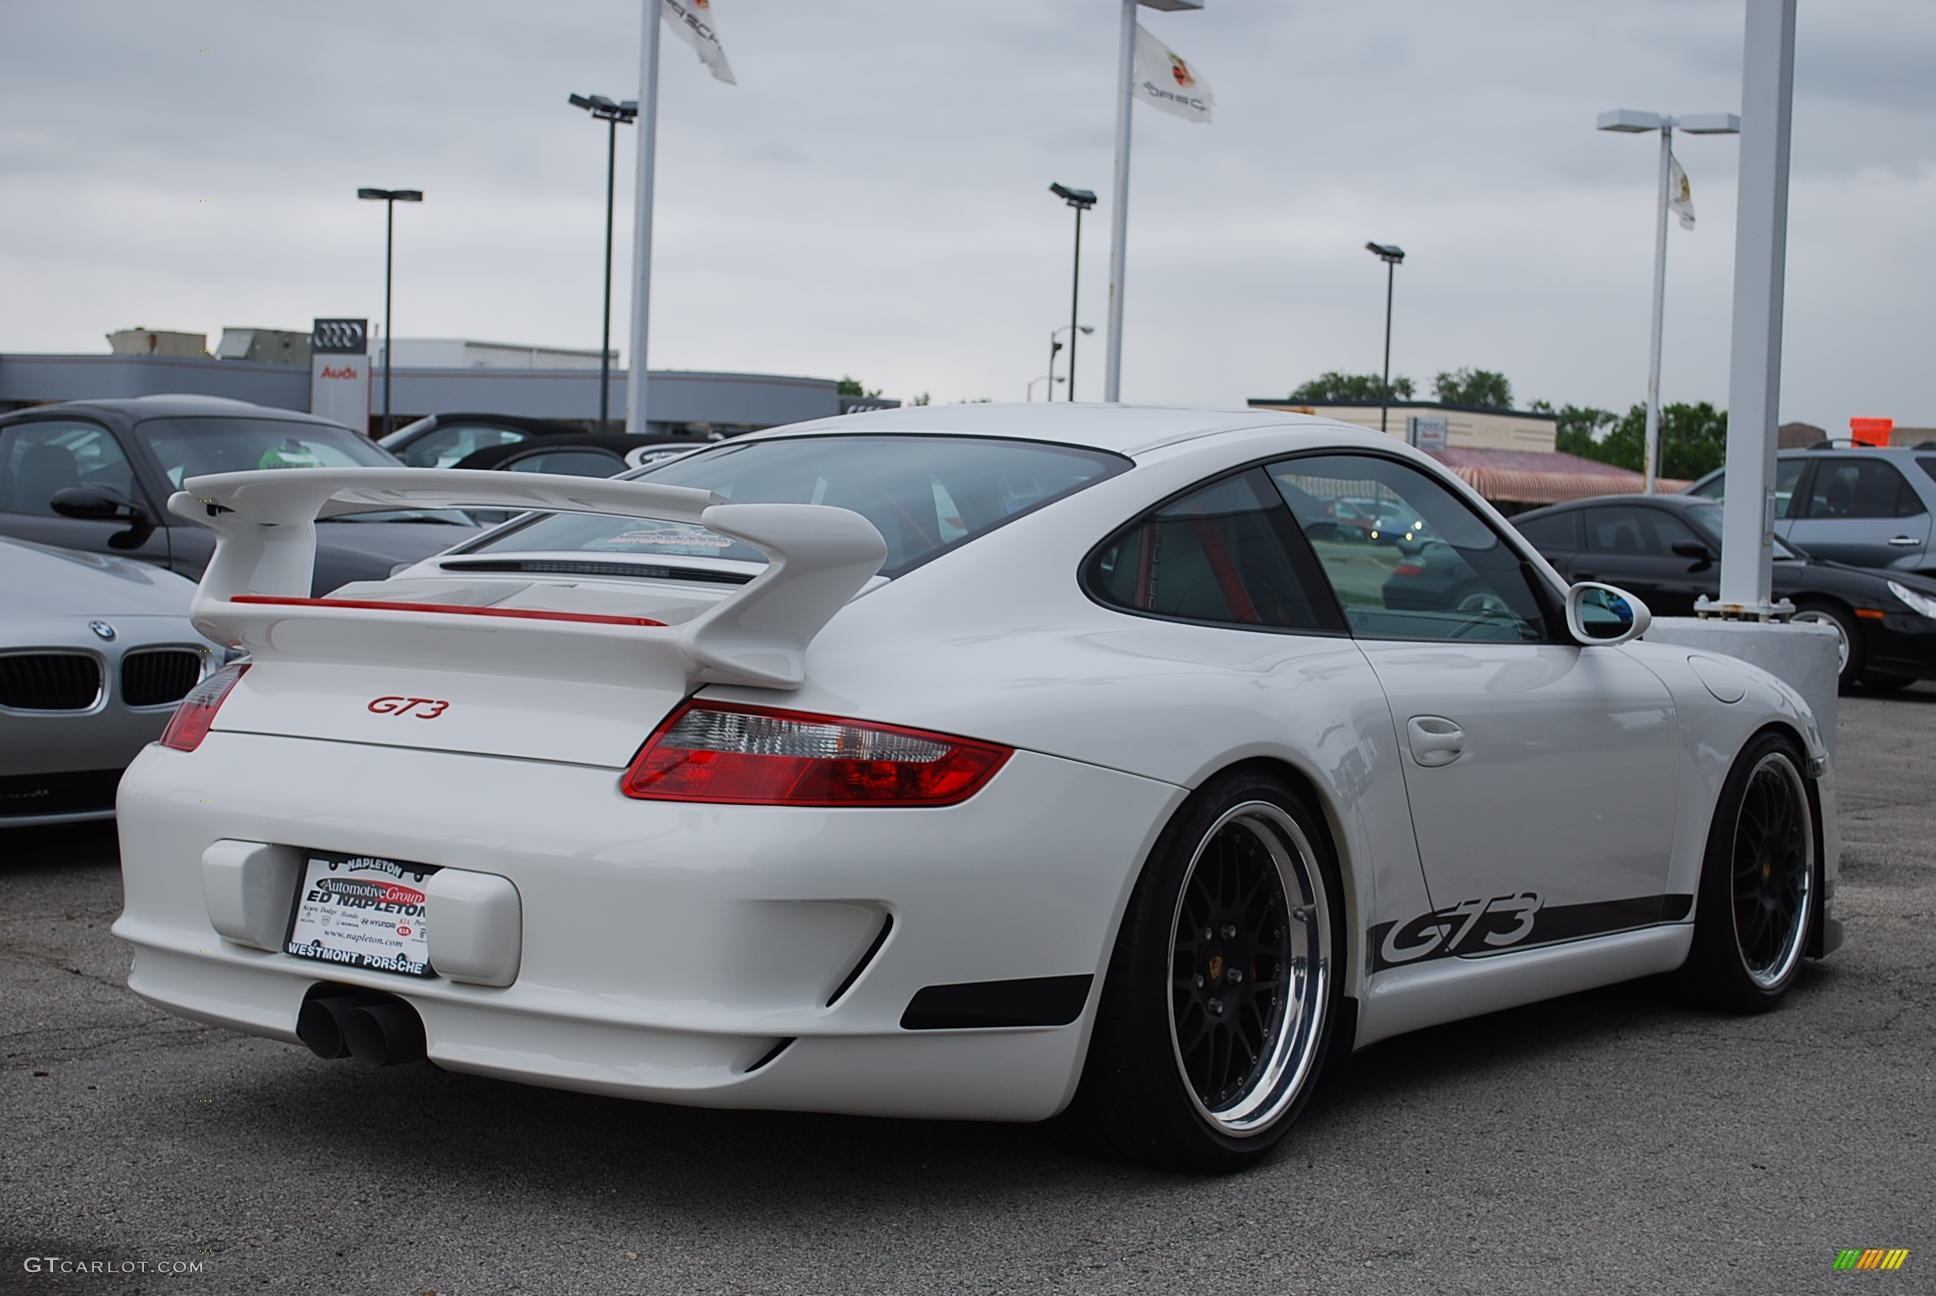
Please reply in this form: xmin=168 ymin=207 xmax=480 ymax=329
xmin=2 ymin=536 xmax=219 ymax=827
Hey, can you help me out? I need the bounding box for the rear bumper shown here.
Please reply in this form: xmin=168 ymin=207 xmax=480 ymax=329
xmin=113 ymin=732 xmax=1182 ymax=1121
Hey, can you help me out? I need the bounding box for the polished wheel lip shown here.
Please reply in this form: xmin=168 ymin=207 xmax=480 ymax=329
xmin=1790 ymin=610 xmax=1851 ymax=673
xmin=1730 ymin=751 xmax=1814 ymax=991
xmin=1165 ymin=800 xmax=1329 ymax=1138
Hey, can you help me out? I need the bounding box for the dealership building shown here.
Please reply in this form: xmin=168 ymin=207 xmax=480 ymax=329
xmin=0 ymin=325 xmax=893 ymax=438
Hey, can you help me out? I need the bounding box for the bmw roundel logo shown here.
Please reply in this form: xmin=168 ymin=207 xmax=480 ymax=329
xmin=89 ymin=621 xmax=116 ymax=641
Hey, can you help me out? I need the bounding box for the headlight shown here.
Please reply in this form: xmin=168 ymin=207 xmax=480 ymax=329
xmin=1886 ymin=580 xmax=1936 ymax=619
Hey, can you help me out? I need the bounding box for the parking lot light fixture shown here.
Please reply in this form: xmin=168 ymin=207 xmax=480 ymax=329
xmin=1048 ymin=323 xmax=1094 ymax=402
xmin=1049 ymin=184 xmax=1097 ymax=399
xmin=570 ymin=94 xmax=641 ymax=432
xmin=1364 ymin=241 xmax=1405 ymax=434
xmin=357 ymin=187 xmax=424 ymax=437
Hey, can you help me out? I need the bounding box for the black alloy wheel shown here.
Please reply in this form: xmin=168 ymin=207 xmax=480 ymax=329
xmin=1683 ymin=732 xmax=1816 ymax=1011
xmin=1062 ymin=772 xmax=1339 ymax=1171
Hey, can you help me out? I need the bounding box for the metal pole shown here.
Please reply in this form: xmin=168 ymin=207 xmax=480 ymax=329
xmin=382 ymin=197 xmax=394 ymax=437
xmin=600 ymin=115 xmax=617 ymax=431
xmin=1042 ymin=335 xmax=1057 ymax=400
xmin=1066 ymin=205 xmax=1084 ymax=399
xmin=626 ymin=1 xmax=664 ymax=437
xmin=1103 ymin=0 xmax=1136 ymax=402
xmin=1713 ymin=0 xmax=1797 ymax=615
xmin=1642 ymin=123 xmax=1674 ymax=493
xmin=1380 ymin=259 xmax=1394 ymax=434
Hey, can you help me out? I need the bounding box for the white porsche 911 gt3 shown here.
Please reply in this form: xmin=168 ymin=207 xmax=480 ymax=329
xmin=114 ymin=405 xmax=1839 ymax=1171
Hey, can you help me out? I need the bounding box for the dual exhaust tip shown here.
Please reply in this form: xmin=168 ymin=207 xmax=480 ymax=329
xmin=296 ymin=986 xmax=427 ymax=1066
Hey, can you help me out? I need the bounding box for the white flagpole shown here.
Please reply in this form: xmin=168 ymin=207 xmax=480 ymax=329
xmin=1642 ymin=122 xmax=1672 ymax=494
xmin=626 ymin=1 xmax=664 ymax=436
xmin=1103 ymin=0 xmax=1136 ymax=403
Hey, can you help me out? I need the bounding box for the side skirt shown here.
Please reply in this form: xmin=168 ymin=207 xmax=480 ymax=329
xmin=1350 ymin=924 xmax=1693 ymax=1051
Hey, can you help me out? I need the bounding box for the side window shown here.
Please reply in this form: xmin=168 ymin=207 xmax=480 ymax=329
xmin=0 ymin=421 xmax=136 ymax=516
xmin=1089 ymin=470 xmax=1339 ymax=631
xmin=1580 ymin=505 xmax=1695 ymax=557
xmin=1804 ymin=459 xmax=1924 ymax=520
xmin=1513 ymin=510 xmax=1579 ymax=554
xmin=1919 ymin=457 xmax=1936 ymax=486
xmin=1692 ymin=459 xmax=1806 ymax=518
xmin=1269 ymin=454 xmax=1548 ymax=643
xmin=1776 ymin=458 xmax=1805 ymax=518
xmin=504 ymin=449 xmax=624 ymax=477
xmin=405 ymin=425 xmax=528 ymax=468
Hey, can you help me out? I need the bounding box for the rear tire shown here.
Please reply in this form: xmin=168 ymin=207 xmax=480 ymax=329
xmin=1681 ymin=732 xmax=1816 ymax=1013
xmin=1060 ymin=772 xmax=1341 ymax=1172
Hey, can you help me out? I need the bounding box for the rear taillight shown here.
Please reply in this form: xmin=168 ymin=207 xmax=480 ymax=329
xmin=621 ymin=702 xmax=1012 ymax=806
xmin=158 ymin=663 xmax=249 ymax=752
xmin=1391 ymin=562 xmax=1424 ymax=578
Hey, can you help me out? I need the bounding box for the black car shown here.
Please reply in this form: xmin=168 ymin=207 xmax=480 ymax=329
xmin=377 ymin=411 xmax=588 ymax=468
xmin=0 ymin=395 xmax=477 ymax=596
xmin=447 ymin=434 xmax=699 ymax=477
xmin=1513 ymin=493 xmax=1936 ymax=690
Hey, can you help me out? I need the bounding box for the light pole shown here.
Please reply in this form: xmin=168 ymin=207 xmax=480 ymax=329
xmin=1597 ymin=108 xmax=1741 ymax=492
xmin=1364 ymin=242 xmax=1404 ymax=434
xmin=570 ymin=93 xmax=639 ymax=432
xmin=356 ymin=187 xmax=423 ymax=437
xmin=1049 ymin=183 xmax=1096 ymax=399
xmin=1048 ymin=324 xmax=1094 ymax=401
xmin=1026 ymin=375 xmax=1067 ymax=401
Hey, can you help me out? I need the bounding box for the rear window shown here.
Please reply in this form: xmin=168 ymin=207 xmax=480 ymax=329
xmin=462 ymin=434 xmax=1126 ymax=578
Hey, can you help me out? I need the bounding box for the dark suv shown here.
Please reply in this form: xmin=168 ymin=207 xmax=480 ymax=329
xmin=1685 ymin=444 xmax=1936 ymax=576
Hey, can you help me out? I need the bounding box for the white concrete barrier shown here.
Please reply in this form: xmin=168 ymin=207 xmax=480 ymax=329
xmin=1642 ymin=617 xmax=1841 ymax=754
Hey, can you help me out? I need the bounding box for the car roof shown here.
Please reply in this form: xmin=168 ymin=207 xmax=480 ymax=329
xmin=747 ymin=402 xmax=1347 ymax=457
xmin=0 ymin=393 xmax=350 ymax=428
xmin=1521 ymin=493 xmax=1717 ymax=517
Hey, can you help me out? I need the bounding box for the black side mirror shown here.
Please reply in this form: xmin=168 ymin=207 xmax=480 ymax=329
xmin=1670 ymin=538 xmax=1714 ymax=563
xmin=51 ymin=485 xmax=155 ymax=549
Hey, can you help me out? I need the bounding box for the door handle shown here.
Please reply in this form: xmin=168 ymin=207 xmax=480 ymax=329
xmin=1572 ymin=568 xmax=1598 ymax=581
xmin=1406 ymin=716 xmax=1466 ymax=768
xmin=1889 ymin=536 xmax=1923 ymax=547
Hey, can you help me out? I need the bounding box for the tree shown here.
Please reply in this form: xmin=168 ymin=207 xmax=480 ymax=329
xmin=1433 ymin=367 xmax=1513 ymax=409
xmin=1287 ymin=370 xmax=1415 ymax=403
xmin=1542 ymin=401 xmax=1728 ymax=479
xmin=837 ymin=376 xmax=881 ymax=399
xmin=1530 ymin=400 xmax=1620 ymax=459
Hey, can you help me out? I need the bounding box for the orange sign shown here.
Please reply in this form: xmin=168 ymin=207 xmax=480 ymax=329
xmin=1850 ymin=417 xmax=1894 ymax=447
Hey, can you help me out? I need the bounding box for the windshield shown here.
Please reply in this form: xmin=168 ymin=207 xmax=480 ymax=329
xmin=1685 ymin=502 xmax=1804 ymax=560
xmin=134 ymin=416 xmax=470 ymax=525
xmin=458 ymin=434 xmax=1127 ymax=578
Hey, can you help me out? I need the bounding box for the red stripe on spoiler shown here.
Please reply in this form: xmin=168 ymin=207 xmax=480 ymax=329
xmin=228 ymin=596 xmax=665 ymax=628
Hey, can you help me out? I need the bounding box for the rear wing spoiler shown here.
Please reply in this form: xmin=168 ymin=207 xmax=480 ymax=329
xmin=169 ymin=468 xmax=888 ymax=689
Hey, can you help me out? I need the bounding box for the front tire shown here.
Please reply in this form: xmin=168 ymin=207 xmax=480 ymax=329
xmin=1061 ymin=772 xmax=1340 ymax=1172
xmin=1790 ymin=601 xmax=1861 ymax=691
xmin=1681 ymin=732 xmax=1816 ymax=1012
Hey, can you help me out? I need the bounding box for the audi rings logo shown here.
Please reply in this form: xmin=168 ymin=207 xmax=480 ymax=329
xmin=312 ymin=318 xmax=368 ymax=354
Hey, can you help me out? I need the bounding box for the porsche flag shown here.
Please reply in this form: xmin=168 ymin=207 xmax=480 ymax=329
xmin=1668 ymin=152 xmax=1695 ymax=230
xmin=662 ymin=0 xmax=735 ymax=85
xmin=1133 ymin=24 xmax=1213 ymax=124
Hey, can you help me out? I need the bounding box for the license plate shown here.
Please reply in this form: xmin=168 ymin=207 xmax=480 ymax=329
xmin=284 ymin=853 xmax=438 ymax=979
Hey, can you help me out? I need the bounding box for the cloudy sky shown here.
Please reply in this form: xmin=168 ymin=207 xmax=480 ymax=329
xmin=3 ymin=0 xmax=1931 ymax=430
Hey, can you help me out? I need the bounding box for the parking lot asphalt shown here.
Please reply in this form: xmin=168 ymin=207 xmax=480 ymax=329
xmin=3 ymin=686 xmax=1931 ymax=1296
